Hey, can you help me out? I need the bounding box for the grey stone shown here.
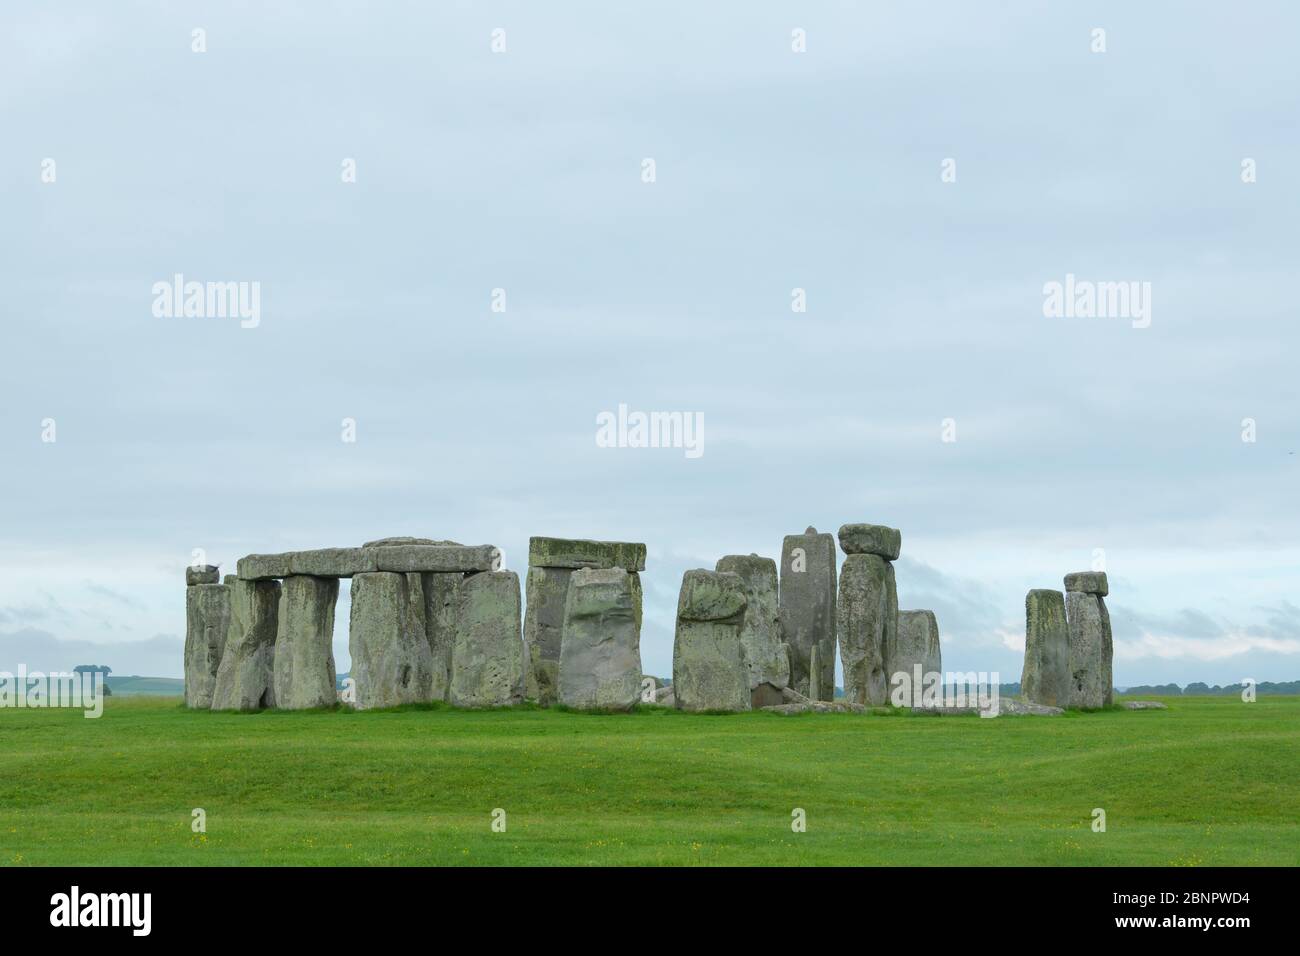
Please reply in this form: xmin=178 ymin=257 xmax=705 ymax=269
xmin=715 ymin=554 xmax=788 ymax=694
xmin=211 ymin=578 xmax=279 ymax=710
xmin=750 ymin=682 xmax=786 ymax=708
xmin=420 ymin=571 xmax=461 ymax=701
xmin=184 ymin=583 xmax=231 ymax=709
xmin=289 ymin=548 xmax=377 ymax=578
xmin=672 ymin=570 xmax=749 ymax=712
xmin=1021 ymin=589 xmax=1071 ymax=708
xmin=886 ymin=609 xmax=942 ymax=704
xmin=837 ymin=523 xmax=902 ymax=560
xmin=837 ymin=553 xmax=891 ymax=706
xmin=363 ymin=537 xmax=460 ymax=548
xmin=372 ymin=544 xmax=500 ymax=574
xmin=1064 ymin=571 xmax=1108 ymax=596
xmin=920 ymin=698 xmax=1064 ymax=717
xmin=523 ymin=565 xmax=571 ymax=705
xmin=779 ymin=526 xmax=837 ymax=701
xmin=1123 ymin=700 xmax=1166 ymax=710
xmin=557 ymin=568 xmax=642 ymax=710
xmin=1100 ymin=597 xmax=1114 ymax=706
xmin=655 ymin=685 xmax=676 ymax=707
xmin=762 ymin=700 xmax=868 ymax=715
xmin=1067 ymin=590 xmax=1110 ymax=709
xmin=449 ymin=571 xmax=525 ymax=707
xmin=348 ymin=571 xmax=435 ymax=709
xmin=237 ymin=552 xmax=292 ymax=580
xmin=528 ymin=536 xmax=646 ymax=571
xmin=186 ymin=565 xmax=220 ymax=586
xmin=274 ymin=575 xmax=339 ymax=709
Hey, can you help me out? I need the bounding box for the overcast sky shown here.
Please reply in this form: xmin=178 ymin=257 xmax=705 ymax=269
xmin=2 ymin=1 xmax=1297 ymax=687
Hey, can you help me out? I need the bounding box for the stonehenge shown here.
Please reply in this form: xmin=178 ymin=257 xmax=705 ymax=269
xmin=886 ymin=609 xmax=942 ymax=703
xmin=523 ymin=536 xmax=645 ymax=705
xmin=672 ymin=570 xmax=750 ymax=712
xmin=835 ymin=524 xmax=901 ymax=706
xmin=275 ymin=575 xmax=339 ymax=709
xmin=211 ymin=577 xmax=279 ymax=711
xmin=557 ymin=568 xmax=643 ymax=710
xmin=779 ymin=527 xmax=837 ymax=701
xmin=450 ymin=570 xmax=526 ymax=707
xmin=183 ymin=578 xmax=230 ymax=709
xmin=715 ymin=554 xmax=788 ymax=707
xmin=349 ymin=571 xmax=435 ymax=709
xmin=1021 ymin=589 xmax=1070 ymax=708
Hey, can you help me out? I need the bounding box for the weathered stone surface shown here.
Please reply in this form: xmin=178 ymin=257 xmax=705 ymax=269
xmin=886 ymin=609 xmax=942 ymax=702
xmin=274 ymin=575 xmax=339 ymax=709
xmin=1021 ymin=589 xmax=1071 ymax=708
xmin=1064 ymin=571 xmax=1108 ymax=596
xmin=449 ymin=571 xmax=525 ymax=707
xmin=186 ymin=565 xmax=220 ymax=586
xmin=672 ymin=570 xmax=749 ymax=712
xmin=523 ymin=565 xmax=570 ymax=705
xmin=211 ymin=578 xmax=279 ymax=710
xmin=1099 ymin=597 xmax=1114 ymax=706
xmin=750 ymin=682 xmax=786 ymax=708
xmin=837 ymin=553 xmax=891 ymax=706
xmin=289 ymin=548 xmax=377 ymax=578
xmin=372 ymin=544 xmax=500 ymax=574
xmin=237 ymin=552 xmax=292 ymax=580
xmin=528 ymin=536 xmax=646 ymax=571
xmin=420 ymin=571 xmax=461 ymax=701
xmin=715 ymin=554 xmax=789 ymax=698
xmin=1123 ymin=700 xmax=1166 ymax=710
xmin=920 ymin=698 xmax=1064 ymax=717
xmin=837 ymin=523 xmax=902 ymax=560
xmin=184 ymin=583 xmax=231 ymax=709
xmin=655 ymin=684 xmax=676 ymax=707
xmin=363 ymin=537 xmax=460 ymax=548
xmin=763 ymin=700 xmax=869 ymax=715
xmin=779 ymin=526 xmax=837 ymax=701
xmin=557 ymin=568 xmax=642 ymax=710
xmin=348 ymin=572 xmax=435 ymax=709
xmin=1067 ymin=590 xmax=1110 ymax=709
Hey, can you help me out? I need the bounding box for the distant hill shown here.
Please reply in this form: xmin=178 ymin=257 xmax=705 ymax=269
xmin=106 ymin=675 xmax=184 ymax=696
xmin=1120 ymin=681 xmax=1300 ymax=696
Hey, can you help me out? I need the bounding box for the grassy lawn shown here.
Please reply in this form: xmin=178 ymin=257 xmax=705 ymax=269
xmin=1 ymin=696 xmax=1296 ymax=866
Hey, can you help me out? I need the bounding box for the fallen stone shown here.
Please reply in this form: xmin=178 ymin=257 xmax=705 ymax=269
xmin=779 ymin=526 xmax=837 ymax=701
xmin=186 ymin=565 xmax=220 ymax=586
xmin=1123 ymin=700 xmax=1166 ymax=710
xmin=919 ymin=698 xmax=1064 ymax=717
xmin=274 ymin=575 xmax=339 ymax=709
xmin=837 ymin=553 xmax=891 ymax=706
xmin=449 ymin=571 xmax=525 ymax=707
xmin=673 ymin=570 xmax=749 ymax=711
xmin=289 ymin=547 xmax=378 ymax=578
xmin=1067 ymin=590 xmax=1110 ymax=709
xmin=1064 ymin=571 xmax=1108 ymax=596
xmin=655 ymin=685 xmax=676 ymax=707
xmin=348 ymin=571 xmax=435 ymax=709
xmin=1021 ymin=589 xmax=1071 ymax=708
xmin=184 ymin=583 xmax=231 ymax=709
xmin=837 ymin=523 xmax=902 ymax=560
xmin=211 ymin=578 xmax=280 ymax=710
xmin=762 ymin=700 xmax=868 ymax=715
xmin=237 ymin=552 xmax=292 ymax=580
xmin=528 ymin=536 xmax=646 ymax=571
xmin=557 ymin=568 xmax=642 ymax=710
xmin=372 ymin=544 xmax=501 ymax=574
xmin=886 ymin=609 xmax=942 ymax=703
xmin=715 ymin=554 xmax=788 ymax=697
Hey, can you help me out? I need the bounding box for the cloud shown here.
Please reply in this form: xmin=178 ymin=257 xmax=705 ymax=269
xmin=0 ymin=628 xmax=183 ymax=678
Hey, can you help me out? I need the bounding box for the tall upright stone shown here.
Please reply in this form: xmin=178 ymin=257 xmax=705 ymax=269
xmin=523 ymin=536 xmax=646 ymax=705
xmin=716 ymin=554 xmax=788 ymax=705
xmin=274 ymin=575 xmax=339 ymax=709
xmin=211 ymin=577 xmax=280 ymax=711
xmin=779 ymin=527 xmax=837 ymax=701
xmin=349 ymin=571 xmax=435 ymax=709
xmin=1021 ymin=589 xmax=1070 ymax=708
xmin=886 ymin=609 xmax=942 ymax=704
xmin=558 ymin=568 xmax=642 ymax=710
xmin=421 ymin=570 xmax=461 ymax=702
xmin=837 ymin=554 xmax=891 ymax=706
xmin=672 ymin=570 xmax=750 ymax=712
xmin=184 ymin=581 xmax=231 ymax=709
xmin=450 ymin=570 xmax=525 ymax=708
xmin=1065 ymin=572 xmax=1112 ymax=709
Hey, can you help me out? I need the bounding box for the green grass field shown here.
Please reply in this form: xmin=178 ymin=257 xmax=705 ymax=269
xmin=2 ymin=696 xmax=1296 ymax=866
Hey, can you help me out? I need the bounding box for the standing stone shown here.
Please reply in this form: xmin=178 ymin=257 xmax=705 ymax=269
xmin=672 ymin=570 xmax=750 ymax=712
xmin=837 ymin=554 xmax=891 ymax=706
xmin=186 ymin=564 xmax=220 ymax=586
xmin=558 ymin=568 xmax=642 ymax=710
xmin=1066 ymin=590 xmax=1109 ymax=709
xmin=184 ymin=583 xmax=231 ymax=709
xmin=716 ymin=554 xmax=789 ymax=704
xmin=450 ymin=571 xmax=525 ymax=707
xmin=886 ymin=609 xmax=942 ymax=705
xmin=349 ymin=571 xmax=435 ymax=709
xmin=211 ymin=578 xmax=280 ymax=711
xmin=274 ymin=575 xmax=339 ymax=709
xmin=523 ymin=536 xmax=645 ymax=706
xmin=1021 ymin=589 xmax=1070 ymax=708
xmin=1065 ymin=572 xmax=1113 ymax=706
xmin=779 ymin=526 xmax=837 ymax=701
